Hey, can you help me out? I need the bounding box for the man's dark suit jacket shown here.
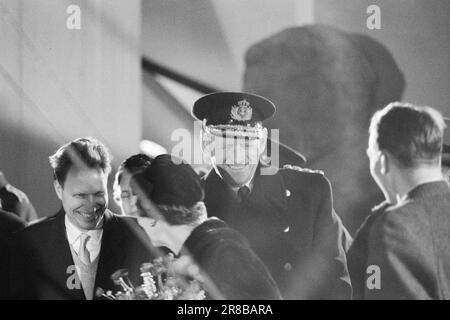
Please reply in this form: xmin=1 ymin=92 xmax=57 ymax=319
xmin=348 ymin=181 xmax=450 ymax=299
xmin=8 ymin=209 xmax=157 ymax=300
xmin=0 ymin=209 xmax=26 ymax=299
xmin=204 ymin=165 xmax=352 ymax=299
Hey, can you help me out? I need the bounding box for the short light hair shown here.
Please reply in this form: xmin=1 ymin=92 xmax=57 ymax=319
xmin=369 ymin=102 xmax=446 ymax=167
xmin=49 ymin=137 xmax=112 ymax=185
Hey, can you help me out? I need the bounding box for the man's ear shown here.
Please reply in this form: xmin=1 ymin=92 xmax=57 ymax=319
xmin=380 ymin=151 xmax=389 ymax=175
xmin=54 ymin=180 xmax=63 ymax=200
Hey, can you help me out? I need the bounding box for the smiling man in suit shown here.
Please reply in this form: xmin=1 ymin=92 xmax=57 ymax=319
xmin=9 ymin=137 xmax=154 ymax=300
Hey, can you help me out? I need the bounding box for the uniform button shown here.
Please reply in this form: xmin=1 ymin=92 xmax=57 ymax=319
xmin=283 ymin=226 xmax=290 ymax=233
xmin=284 ymin=263 xmax=292 ymax=272
xmin=286 ymin=189 xmax=291 ymax=197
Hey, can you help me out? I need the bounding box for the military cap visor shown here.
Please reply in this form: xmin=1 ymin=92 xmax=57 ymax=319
xmin=192 ymin=92 xmax=276 ymax=126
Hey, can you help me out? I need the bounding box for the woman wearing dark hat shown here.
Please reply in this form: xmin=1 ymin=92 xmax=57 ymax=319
xmin=131 ymin=154 xmax=281 ymax=300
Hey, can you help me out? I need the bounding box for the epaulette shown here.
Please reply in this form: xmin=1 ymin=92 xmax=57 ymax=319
xmin=282 ymin=164 xmax=324 ymax=175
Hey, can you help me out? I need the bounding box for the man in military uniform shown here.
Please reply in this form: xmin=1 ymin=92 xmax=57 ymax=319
xmin=348 ymin=103 xmax=450 ymax=299
xmin=192 ymin=92 xmax=352 ymax=299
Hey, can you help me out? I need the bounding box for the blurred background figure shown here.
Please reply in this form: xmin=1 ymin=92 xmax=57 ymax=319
xmin=114 ymin=154 xmax=152 ymax=216
xmin=0 ymin=171 xmax=38 ymax=223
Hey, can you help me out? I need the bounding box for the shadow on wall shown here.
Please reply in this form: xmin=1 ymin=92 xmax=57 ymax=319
xmin=243 ymin=25 xmax=405 ymax=233
xmin=0 ymin=116 xmax=60 ymax=218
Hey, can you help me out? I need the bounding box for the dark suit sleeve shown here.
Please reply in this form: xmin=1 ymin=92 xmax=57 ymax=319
xmin=310 ymin=174 xmax=352 ymax=299
xmin=365 ymin=210 xmax=436 ymax=299
xmin=0 ymin=212 xmax=26 ymax=299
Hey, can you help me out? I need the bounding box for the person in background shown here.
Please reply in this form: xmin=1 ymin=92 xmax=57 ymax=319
xmin=132 ymin=154 xmax=282 ymax=300
xmin=0 ymin=171 xmax=38 ymax=222
xmin=348 ymin=102 xmax=450 ymax=299
xmin=113 ymin=154 xmax=152 ymax=216
xmin=193 ymin=91 xmax=351 ymax=299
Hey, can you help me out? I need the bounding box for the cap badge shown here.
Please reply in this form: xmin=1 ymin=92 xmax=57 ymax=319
xmin=230 ymin=99 xmax=252 ymax=121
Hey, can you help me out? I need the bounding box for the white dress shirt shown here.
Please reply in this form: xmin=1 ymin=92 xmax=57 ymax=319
xmin=65 ymin=215 xmax=103 ymax=262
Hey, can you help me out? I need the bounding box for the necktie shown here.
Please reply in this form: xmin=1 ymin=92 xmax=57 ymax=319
xmin=78 ymin=233 xmax=91 ymax=265
xmin=238 ymin=185 xmax=250 ymax=203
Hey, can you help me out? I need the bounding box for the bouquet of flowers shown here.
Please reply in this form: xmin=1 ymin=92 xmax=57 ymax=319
xmin=96 ymin=253 xmax=206 ymax=300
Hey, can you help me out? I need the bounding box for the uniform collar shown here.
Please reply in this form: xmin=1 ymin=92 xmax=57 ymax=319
xmin=204 ymin=164 xmax=289 ymax=216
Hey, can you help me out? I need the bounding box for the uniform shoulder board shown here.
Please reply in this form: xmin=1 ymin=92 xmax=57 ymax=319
xmin=283 ymin=164 xmax=324 ymax=175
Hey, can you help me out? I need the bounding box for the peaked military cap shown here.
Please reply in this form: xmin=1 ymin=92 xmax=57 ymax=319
xmin=192 ymin=92 xmax=276 ymax=126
